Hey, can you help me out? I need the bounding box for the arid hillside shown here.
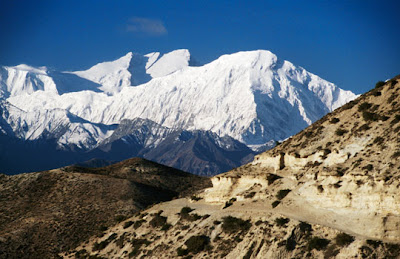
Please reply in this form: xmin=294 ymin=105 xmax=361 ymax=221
xmin=0 ymin=158 xmax=211 ymax=258
xmin=67 ymin=76 xmax=400 ymax=258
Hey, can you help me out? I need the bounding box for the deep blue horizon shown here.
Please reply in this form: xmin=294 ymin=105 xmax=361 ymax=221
xmin=1 ymin=0 xmax=399 ymax=94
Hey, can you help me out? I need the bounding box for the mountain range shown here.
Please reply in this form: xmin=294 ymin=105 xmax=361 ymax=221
xmin=1 ymin=75 xmax=397 ymax=259
xmin=0 ymin=49 xmax=356 ymax=175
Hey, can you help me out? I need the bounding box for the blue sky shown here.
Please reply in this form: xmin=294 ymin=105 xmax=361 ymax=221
xmin=1 ymin=0 xmax=399 ymax=94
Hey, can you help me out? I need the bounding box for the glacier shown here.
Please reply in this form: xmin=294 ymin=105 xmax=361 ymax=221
xmin=0 ymin=49 xmax=356 ymax=174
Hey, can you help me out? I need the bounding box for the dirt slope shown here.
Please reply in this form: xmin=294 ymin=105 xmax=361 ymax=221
xmin=67 ymin=77 xmax=400 ymax=258
xmin=0 ymin=158 xmax=210 ymax=258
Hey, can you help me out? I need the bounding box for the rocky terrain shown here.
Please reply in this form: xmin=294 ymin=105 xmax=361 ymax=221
xmin=0 ymin=158 xmax=210 ymax=258
xmin=66 ymin=76 xmax=400 ymax=258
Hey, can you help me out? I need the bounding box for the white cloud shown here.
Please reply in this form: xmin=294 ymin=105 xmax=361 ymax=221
xmin=126 ymin=17 xmax=167 ymax=36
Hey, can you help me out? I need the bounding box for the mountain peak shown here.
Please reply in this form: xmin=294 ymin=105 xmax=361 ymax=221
xmin=11 ymin=64 xmax=48 ymax=75
xmin=215 ymin=49 xmax=277 ymax=68
xmin=1 ymin=49 xmax=357 ymax=174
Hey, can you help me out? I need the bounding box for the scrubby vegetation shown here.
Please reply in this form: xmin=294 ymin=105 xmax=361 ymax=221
xmin=149 ymin=213 xmax=167 ymax=228
xmin=362 ymin=111 xmax=379 ymax=121
xmin=184 ymin=235 xmax=210 ymax=254
xmin=391 ymin=151 xmax=400 ymax=159
xmin=358 ymin=102 xmax=372 ymax=112
xmin=307 ymin=236 xmax=330 ymax=251
xmin=275 ymin=217 xmax=290 ymax=227
xmin=179 ymin=206 xmax=201 ymax=221
xmin=180 ymin=206 xmax=194 ymax=215
xmin=392 ymin=114 xmax=400 ymax=125
xmin=223 ymin=197 xmax=237 ymax=209
xmin=335 ymin=233 xmax=354 ymax=246
xmin=222 ymin=216 xmax=252 ymax=234
xmin=330 ymin=117 xmax=340 ymax=124
xmin=92 ymin=233 xmax=117 ymax=251
xmin=123 ymin=221 xmax=134 ymax=229
xmin=115 ymin=215 xmax=127 ymax=222
xmin=362 ymin=164 xmax=374 ymax=171
xmin=190 ymin=195 xmax=202 ymax=201
xmin=335 ymin=128 xmax=348 ymax=136
xmin=129 ymin=238 xmax=151 ymax=257
xmin=375 ymin=81 xmax=385 ymax=88
xmin=133 ymin=219 xmax=146 ymax=229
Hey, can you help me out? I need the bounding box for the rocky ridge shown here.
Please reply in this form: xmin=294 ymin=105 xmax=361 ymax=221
xmin=0 ymin=158 xmax=211 ymax=258
xmin=67 ymin=76 xmax=400 ymax=258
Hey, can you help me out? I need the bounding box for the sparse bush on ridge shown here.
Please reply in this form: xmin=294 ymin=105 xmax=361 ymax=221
xmin=222 ymin=216 xmax=251 ymax=234
xmin=307 ymin=236 xmax=330 ymax=251
xmin=184 ymin=235 xmax=210 ymax=254
xmin=358 ymin=102 xmax=372 ymax=112
xmin=362 ymin=111 xmax=378 ymax=121
xmin=373 ymin=136 xmax=384 ymax=145
xmin=358 ymin=124 xmax=371 ymax=131
xmin=133 ymin=219 xmax=146 ymax=229
xmin=362 ymin=164 xmax=374 ymax=171
xmin=366 ymin=239 xmax=382 ymax=248
xmin=179 ymin=206 xmax=202 ymax=221
xmin=92 ymin=233 xmax=117 ymax=251
xmin=223 ymin=198 xmax=237 ymax=209
xmin=391 ymin=114 xmax=400 ymax=124
xmin=335 ymin=128 xmax=348 ymax=136
xmin=98 ymin=225 xmax=108 ymax=232
xmin=299 ymin=221 xmax=312 ymax=233
xmin=123 ymin=221 xmax=134 ymax=229
xmin=275 ymin=217 xmax=289 ymax=227
xmin=161 ymin=223 xmax=172 ymax=231
xmin=324 ymin=244 xmax=340 ymax=258
xmin=335 ymin=233 xmax=354 ymax=246
xmin=190 ymin=195 xmax=202 ymax=201
xmin=375 ymin=81 xmax=385 ymax=88
xmin=149 ymin=213 xmax=167 ymax=228
xmin=177 ymin=247 xmax=188 ymax=256
xmin=330 ymin=117 xmax=340 ymax=124
xmin=244 ymin=191 xmax=256 ymax=198
xmin=129 ymin=238 xmax=151 ymax=257
xmin=373 ymin=91 xmax=382 ymax=96
xmin=391 ymin=151 xmax=400 ymax=159
xmin=180 ymin=207 xmax=194 ymax=215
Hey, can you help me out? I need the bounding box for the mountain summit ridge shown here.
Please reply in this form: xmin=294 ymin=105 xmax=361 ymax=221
xmin=0 ymin=49 xmax=356 ymax=174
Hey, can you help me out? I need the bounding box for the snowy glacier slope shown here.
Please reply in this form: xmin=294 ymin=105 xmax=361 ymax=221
xmin=4 ymin=49 xmax=356 ymax=147
xmin=0 ymin=101 xmax=115 ymax=150
xmin=69 ymin=49 xmax=191 ymax=94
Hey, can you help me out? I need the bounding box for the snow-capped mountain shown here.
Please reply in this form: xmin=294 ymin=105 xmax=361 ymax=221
xmin=0 ymin=49 xmax=356 ymax=175
xmin=69 ymin=49 xmax=191 ymax=94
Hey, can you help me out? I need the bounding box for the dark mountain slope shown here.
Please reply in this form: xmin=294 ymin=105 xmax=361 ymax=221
xmin=0 ymin=158 xmax=211 ymax=258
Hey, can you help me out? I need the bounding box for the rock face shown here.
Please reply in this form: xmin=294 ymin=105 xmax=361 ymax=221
xmin=204 ymin=76 xmax=400 ymax=242
xmin=65 ymin=77 xmax=400 ymax=258
xmin=90 ymin=119 xmax=255 ymax=176
xmin=0 ymin=158 xmax=211 ymax=258
xmin=0 ymin=49 xmax=356 ymax=175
